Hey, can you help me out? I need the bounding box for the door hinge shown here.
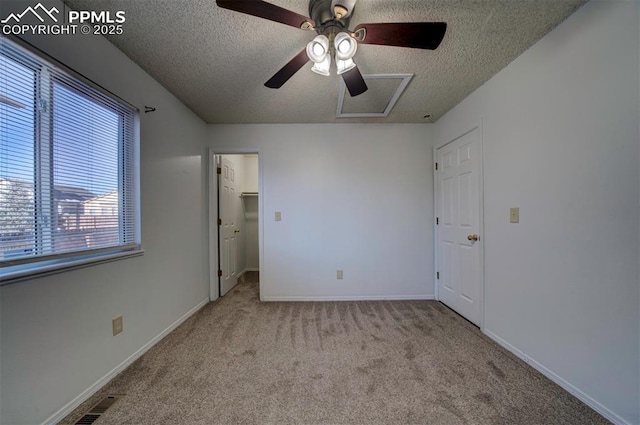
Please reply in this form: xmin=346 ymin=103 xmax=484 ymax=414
xmin=436 ymin=217 xmax=439 ymax=225
xmin=217 ymin=167 xmax=221 ymax=175
xmin=218 ymin=270 xmax=222 ymax=277
xmin=217 ymin=218 xmax=222 ymax=226
xmin=436 ymin=272 xmax=440 ymax=279
xmin=435 ymin=162 xmax=438 ymax=171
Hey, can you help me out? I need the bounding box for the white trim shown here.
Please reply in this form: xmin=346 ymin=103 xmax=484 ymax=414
xmin=208 ymin=150 xmax=219 ymax=302
xmin=262 ymin=295 xmax=435 ymax=302
xmin=1 ymin=249 xmax=144 ymax=285
xmin=432 ymin=144 xmax=439 ymax=301
xmin=477 ymin=120 xmax=486 ymax=330
xmin=41 ymin=298 xmax=209 ymax=425
xmin=483 ymin=329 xmax=631 ymax=425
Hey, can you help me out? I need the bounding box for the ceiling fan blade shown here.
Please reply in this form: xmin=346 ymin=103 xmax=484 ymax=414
xmin=265 ymin=49 xmax=310 ymax=89
xmin=216 ymin=0 xmax=315 ymax=30
xmin=353 ymin=22 xmax=447 ymax=50
xmin=342 ymin=66 xmax=368 ymax=97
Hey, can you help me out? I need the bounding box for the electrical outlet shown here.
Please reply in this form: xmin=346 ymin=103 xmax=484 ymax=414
xmin=112 ymin=315 xmax=123 ymax=336
xmin=510 ymin=207 xmax=520 ymax=223
xmin=337 ymin=270 xmax=343 ymax=280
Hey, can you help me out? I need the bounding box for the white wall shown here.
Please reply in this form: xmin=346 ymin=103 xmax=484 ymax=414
xmin=243 ymin=154 xmax=259 ymax=193
xmin=207 ymin=124 xmax=434 ymax=300
xmin=0 ymin=1 xmax=210 ymax=424
xmin=434 ymin=1 xmax=639 ymax=423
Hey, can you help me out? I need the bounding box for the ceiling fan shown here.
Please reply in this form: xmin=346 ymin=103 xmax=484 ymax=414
xmin=216 ymin=0 xmax=447 ymax=97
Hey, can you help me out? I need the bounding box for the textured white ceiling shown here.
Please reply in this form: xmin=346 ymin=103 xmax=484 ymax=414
xmin=64 ymin=0 xmax=586 ymax=124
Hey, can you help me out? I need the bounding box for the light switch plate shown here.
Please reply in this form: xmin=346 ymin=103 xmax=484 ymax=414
xmin=337 ymin=270 xmax=343 ymax=280
xmin=112 ymin=315 xmax=123 ymax=336
xmin=275 ymin=211 xmax=281 ymax=221
xmin=510 ymin=207 xmax=520 ymax=223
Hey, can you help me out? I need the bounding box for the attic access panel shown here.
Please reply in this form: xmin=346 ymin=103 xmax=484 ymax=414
xmin=336 ymin=74 xmax=413 ymax=118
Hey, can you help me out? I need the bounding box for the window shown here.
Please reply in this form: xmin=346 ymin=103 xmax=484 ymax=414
xmin=0 ymin=38 xmax=140 ymax=282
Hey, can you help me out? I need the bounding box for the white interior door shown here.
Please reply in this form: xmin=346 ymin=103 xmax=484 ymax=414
xmin=436 ymin=127 xmax=483 ymax=326
xmin=220 ymin=156 xmax=240 ymax=296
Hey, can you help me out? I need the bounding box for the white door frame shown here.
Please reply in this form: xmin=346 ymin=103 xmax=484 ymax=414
xmin=433 ymin=121 xmax=485 ymax=329
xmin=208 ymin=148 xmax=263 ymax=301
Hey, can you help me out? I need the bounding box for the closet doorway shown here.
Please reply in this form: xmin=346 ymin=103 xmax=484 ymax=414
xmin=210 ymin=152 xmax=260 ymax=299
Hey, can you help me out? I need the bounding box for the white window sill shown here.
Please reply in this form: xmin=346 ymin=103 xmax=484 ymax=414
xmin=0 ymin=249 xmax=144 ymax=286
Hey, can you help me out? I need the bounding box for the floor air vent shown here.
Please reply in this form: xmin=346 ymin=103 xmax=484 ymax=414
xmin=75 ymin=414 xmax=100 ymax=425
xmin=74 ymin=395 xmax=123 ymax=425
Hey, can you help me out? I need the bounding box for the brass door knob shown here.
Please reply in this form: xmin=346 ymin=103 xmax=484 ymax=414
xmin=467 ymin=234 xmax=479 ymax=241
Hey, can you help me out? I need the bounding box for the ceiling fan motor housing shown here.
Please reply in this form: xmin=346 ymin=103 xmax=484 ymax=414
xmin=309 ymin=0 xmax=352 ymax=42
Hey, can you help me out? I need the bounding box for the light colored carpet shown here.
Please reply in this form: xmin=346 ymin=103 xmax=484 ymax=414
xmin=60 ymin=272 xmax=608 ymax=424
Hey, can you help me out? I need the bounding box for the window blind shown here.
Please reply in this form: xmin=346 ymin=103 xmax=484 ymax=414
xmin=0 ymin=38 xmax=138 ymax=267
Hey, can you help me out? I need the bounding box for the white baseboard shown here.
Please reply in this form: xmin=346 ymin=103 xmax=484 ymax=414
xmin=237 ymin=268 xmax=258 ymax=278
xmin=262 ymin=294 xmax=435 ymax=301
xmin=483 ymin=329 xmax=630 ymax=425
xmin=42 ymin=298 xmax=210 ymax=425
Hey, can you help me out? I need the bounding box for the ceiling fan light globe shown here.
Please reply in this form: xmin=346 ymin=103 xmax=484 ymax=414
xmin=306 ymin=35 xmax=330 ymax=63
xmin=338 ymin=39 xmax=350 ymax=54
xmin=334 ymin=32 xmax=357 ymax=60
